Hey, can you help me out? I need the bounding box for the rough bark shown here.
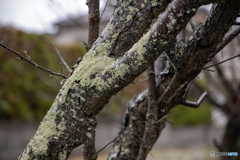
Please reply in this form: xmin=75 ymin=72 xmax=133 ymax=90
xmin=87 ymin=0 xmax=100 ymax=49
xmin=18 ymin=0 xmax=239 ymax=159
xmin=195 ymin=28 xmax=240 ymax=159
xmin=84 ymin=1 xmax=100 ymax=159
xmin=222 ymin=115 xmax=240 ymax=160
xmin=108 ymin=0 xmax=240 ymax=159
xmin=137 ymin=64 xmax=158 ymax=160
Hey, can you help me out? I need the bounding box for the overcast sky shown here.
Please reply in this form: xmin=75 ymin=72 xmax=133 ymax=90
xmin=0 ymin=1 xmax=237 ymax=35
xmin=0 ymin=0 xmax=89 ymax=34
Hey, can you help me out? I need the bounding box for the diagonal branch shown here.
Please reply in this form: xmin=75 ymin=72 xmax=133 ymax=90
xmin=52 ymin=42 xmax=72 ymax=73
xmin=181 ymin=91 xmax=208 ymax=108
xmin=204 ymin=54 xmax=240 ymax=69
xmin=0 ymin=42 xmax=68 ymax=79
xmin=208 ymin=26 xmax=240 ymax=61
xmin=100 ymin=0 xmax=110 ymax=21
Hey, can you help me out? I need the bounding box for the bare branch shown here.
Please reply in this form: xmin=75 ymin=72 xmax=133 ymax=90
xmin=204 ymin=54 xmax=240 ymax=69
xmin=97 ymin=136 xmax=118 ymax=155
xmin=0 ymin=42 xmax=68 ymax=79
xmin=182 ymin=80 xmax=194 ymax=100
xmin=83 ymin=130 xmax=97 ymax=160
xmin=181 ymin=91 xmax=207 ymax=108
xmin=189 ymin=19 xmax=196 ymax=32
xmin=84 ymin=0 xmax=100 ymax=159
xmin=100 ymin=0 xmax=110 ymax=21
xmin=138 ymin=64 xmax=157 ymax=160
xmin=154 ymin=115 xmax=168 ymax=125
xmin=208 ymin=27 xmax=240 ymax=60
xmin=52 ymin=42 xmax=72 ymax=73
xmin=87 ymin=0 xmax=100 ymax=49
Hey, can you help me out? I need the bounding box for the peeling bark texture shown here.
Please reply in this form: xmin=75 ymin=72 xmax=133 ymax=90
xmin=108 ymin=0 xmax=240 ymax=159
xmin=19 ymin=0 xmax=240 ymax=159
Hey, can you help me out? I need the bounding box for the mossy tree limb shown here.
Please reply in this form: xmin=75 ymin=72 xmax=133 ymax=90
xmin=18 ymin=0 xmax=240 ymax=159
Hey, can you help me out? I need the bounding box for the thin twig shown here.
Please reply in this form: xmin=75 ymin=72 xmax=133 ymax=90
xmin=181 ymin=91 xmax=207 ymax=108
xmin=52 ymin=42 xmax=72 ymax=73
xmin=60 ymin=63 xmax=63 ymax=76
xmin=0 ymin=42 xmax=68 ymax=79
xmin=221 ymin=48 xmax=224 ymax=58
xmin=182 ymin=80 xmax=193 ymax=100
xmin=208 ymin=27 xmax=240 ymax=60
xmin=154 ymin=115 xmax=168 ymax=125
xmin=189 ymin=19 xmax=196 ymax=32
xmin=100 ymin=0 xmax=110 ymax=21
xmin=204 ymin=54 xmax=240 ymax=69
xmin=96 ymin=136 xmax=118 ymax=154
xmin=203 ymin=68 xmax=215 ymax=72
xmin=97 ymin=119 xmax=129 ymax=155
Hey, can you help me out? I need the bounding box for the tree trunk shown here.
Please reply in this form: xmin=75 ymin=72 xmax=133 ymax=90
xmin=222 ymin=115 xmax=240 ymax=160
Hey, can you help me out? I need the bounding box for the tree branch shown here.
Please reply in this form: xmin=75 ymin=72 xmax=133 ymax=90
xmin=19 ymin=0 xmax=240 ymax=159
xmin=137 ymin=64 xmax=158 ymax=160
xmin=84 ymin=1 xmax=100 ymax=159
xmin=100 ymin=0 xmax=110 ymax=21
xmin=203 ymin=53 xmax=240 ymax=69
xmin=0 ymin=42 xmax=68 ymax=79
xmin=181 ymin=91 xmax=207 ymax=108
xmin=52 ymin=42 xmax=72 ymax=73
xmin=189 ymin=19 xmax=196 ymax=32
xmin=87 ymin=0 xmax=100 ymax=50
xmin=208 ymin=26 xmax=240 ymax=61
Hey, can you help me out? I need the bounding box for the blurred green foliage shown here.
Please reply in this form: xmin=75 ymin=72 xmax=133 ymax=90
xmin=169 ymin=102 xmax=212 ymax=126
xmin=0 ymin=27 xmax=211 ymax=125
xmin=0 ymin=27 xmax=86 ymax=121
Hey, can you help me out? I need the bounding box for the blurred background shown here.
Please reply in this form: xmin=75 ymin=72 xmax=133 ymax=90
xmin=0 ymin=0 xmax=239 ymax=160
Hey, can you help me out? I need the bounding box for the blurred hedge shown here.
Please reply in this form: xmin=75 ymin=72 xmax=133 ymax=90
xmin=0 ymin=27 xmax=86 ymax=120
xmin=169 ymin=102 xmax=212 ymax=126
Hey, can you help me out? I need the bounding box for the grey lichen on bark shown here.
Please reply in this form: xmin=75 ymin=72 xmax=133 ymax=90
xmin=108 ymin=0 xmax=240 ymax=159
xmin=18 ymin=0 xmax=240 ymax=159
